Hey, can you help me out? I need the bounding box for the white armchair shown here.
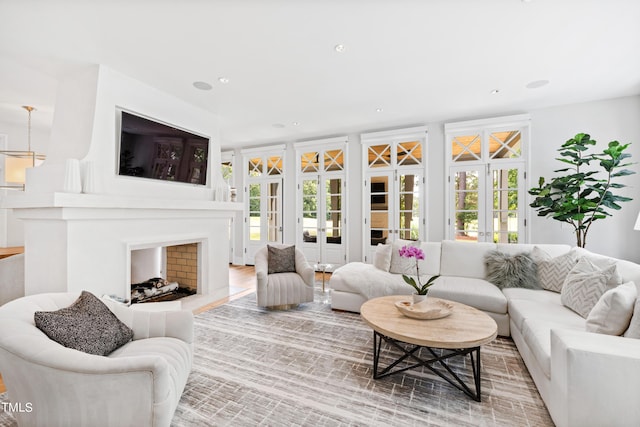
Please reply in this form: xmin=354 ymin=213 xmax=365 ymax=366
xmin=0 ymin=292 xmax=193 ymax=427
xmin=255 ymin=244 xmax=315 ymax=308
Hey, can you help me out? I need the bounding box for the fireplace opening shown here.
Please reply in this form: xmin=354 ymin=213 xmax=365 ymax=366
xmin=130 ymin=243 xmax=200 ymax=304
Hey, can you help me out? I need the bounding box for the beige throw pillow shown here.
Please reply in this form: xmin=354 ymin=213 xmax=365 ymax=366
xmin=586 ymin=282 xmax=637 ymax=335
xmin=373 ymin=243 xmax=392 ymax=272
xmin=624 ymin=294 xmax=640 ymax=339
xmin=561 ymin=257 xmax=618 ymax=318
xmin=531 ymin=247 xmax=578 ymax=292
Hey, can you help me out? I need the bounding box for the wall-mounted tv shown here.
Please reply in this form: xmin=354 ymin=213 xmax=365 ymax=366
xmin=118 ymin=110 xmax=210 ymax=185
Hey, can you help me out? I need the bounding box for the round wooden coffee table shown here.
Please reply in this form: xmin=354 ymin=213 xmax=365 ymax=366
xmin=360 ymin=295 xmax=498 ymax=401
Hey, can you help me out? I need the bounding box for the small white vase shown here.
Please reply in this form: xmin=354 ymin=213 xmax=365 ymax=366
xmin=412 ymin=294 xmax=428 ymax=304
xmin=82 ymin=161 xmax=96 ymax=194
xmin=63 ymin=159 xmax=82 ymax=194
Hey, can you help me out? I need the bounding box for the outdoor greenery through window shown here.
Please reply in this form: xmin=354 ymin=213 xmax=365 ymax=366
xmin=446 ymin=115 xmax=529 ymax=244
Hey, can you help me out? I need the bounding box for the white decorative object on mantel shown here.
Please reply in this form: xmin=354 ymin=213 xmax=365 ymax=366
xmin=82 ymin=160 xmax=96 ymax=194
xmin=213 ymin=177 xmax=229 ymax=201
xmin=63 ymin=158 xmax=82 ymax=193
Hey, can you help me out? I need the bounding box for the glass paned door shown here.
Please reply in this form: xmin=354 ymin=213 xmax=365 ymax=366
xmin=450 ymin=164 xmax=524 ymax=243
xmin=368 ymin=173 xmax=392 ymax=247
xmin=248 ymin=183 xmax=261 ymax=242
xmin=446 ymin=119 xmax=528 ymax=244
xmin=298 ymin=174 xmax=345 ymax=266
xmin=397 ymin=172 xmax=422 ymax=241
xmin=295 ymin=142 xmax=347 ymax=268
xmin=245 ymin=178 xmax=283 ymax=264
xmin=451 ymin=167 xmax=484 ymax=242
xmin=301 ymin=178 xmax=318 ymax=244
xmin=491 ymin=164 xmax=524 ymax=243
xmin=365 ymin=170 xmax=424 ymax=261
xmin=323 ymin=177 xmax=344 ymax=265
xmin=266 ymin=180 xmax=282 ymax=242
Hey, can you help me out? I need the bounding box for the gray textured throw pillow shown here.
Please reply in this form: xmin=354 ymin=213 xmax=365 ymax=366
xmin=34 ymin=291 xmax=133 ymax=356
xmin=484 ymin=250 xmax=541 ymax=290
xmin=267 ymin=245 xmax=296 ymax=274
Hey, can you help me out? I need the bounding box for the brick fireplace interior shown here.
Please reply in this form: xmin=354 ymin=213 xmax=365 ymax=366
xmin=166 ymin=244 xmax=198 ymax=292
xmin=130 ymin=243 xmax=200 ymax=304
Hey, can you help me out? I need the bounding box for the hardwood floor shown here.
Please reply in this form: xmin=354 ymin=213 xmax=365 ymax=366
xmin=0 ymin=264 xmax=327 ymax=395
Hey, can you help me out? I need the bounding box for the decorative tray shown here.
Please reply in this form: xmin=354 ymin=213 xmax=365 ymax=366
xmin=395 ymin=299 xmax=453 ymax=320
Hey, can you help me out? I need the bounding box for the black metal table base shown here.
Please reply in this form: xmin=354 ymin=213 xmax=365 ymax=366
xmin=372 ymin=331 xmax=483 ymax=401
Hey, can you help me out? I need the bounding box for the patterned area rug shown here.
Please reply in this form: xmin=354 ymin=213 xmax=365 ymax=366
xmin=0 ymin=293 xmax=553 ymax=426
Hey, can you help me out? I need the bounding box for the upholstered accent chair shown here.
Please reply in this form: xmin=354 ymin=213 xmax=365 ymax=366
xmin=255 ymin=244 xmax=315 ymax=308
xmin=0 ymin=292 xmax=193 ymax=427
xmin=0 ymin=253 xmax=24 ymax=306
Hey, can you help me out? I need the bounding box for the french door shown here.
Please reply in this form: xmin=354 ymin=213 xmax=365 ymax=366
xmin=299 ymin=175 xmax=345 ymax=266
xmin=295 ymin=139 xmax=347 ymax=267
xmin=242 ymin=147 xmax=285 ymax=265
xmin=445 ymin=115 xmax=530 ymax=244
xmin=365 ymin=169 xmax=424 ymax=262
xmin=246 ymin=178 xmax=283 ymax=263
xmin=449 ymin=163 xmax=525 ymax=243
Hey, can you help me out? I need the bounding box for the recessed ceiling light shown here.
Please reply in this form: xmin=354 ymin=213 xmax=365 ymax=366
xmin=376 ymin=108 xmax=383 ymax=113
xmin=218 ymin=77 xmax=230 ymax=84
xmin=526 ymin=79 xmax=550 ymax=89
xmin=334 ymin=44 xmax=346 ymax=53
xmin=293 ymin=122 xmax=300 ymax=126
xmin=193 ymin=81 xmax=212 ymax=91
xmin=490 ymin=89 xmax=500 ymax=95
xmin=272 ymin=123 xmax=285 ymax=129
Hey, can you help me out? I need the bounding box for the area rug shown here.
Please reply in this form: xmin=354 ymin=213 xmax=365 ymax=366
xmin=0 ymin=294 xmax=553 ymax=426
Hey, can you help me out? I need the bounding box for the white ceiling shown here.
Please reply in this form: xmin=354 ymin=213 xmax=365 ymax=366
xmin=1 ymin=0 xmax=639 ymax=150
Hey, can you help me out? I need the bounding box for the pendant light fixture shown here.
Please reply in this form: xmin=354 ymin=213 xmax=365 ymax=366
xmin=1 ymin=106 xmax=46 ymax=190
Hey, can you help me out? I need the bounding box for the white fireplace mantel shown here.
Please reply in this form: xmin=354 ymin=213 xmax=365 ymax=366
xmin=6 ymin=193 xmax=242 ymax=301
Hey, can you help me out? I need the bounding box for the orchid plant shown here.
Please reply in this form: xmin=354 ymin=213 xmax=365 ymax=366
xmin=398 ymin=245 xmax=440 ymax=295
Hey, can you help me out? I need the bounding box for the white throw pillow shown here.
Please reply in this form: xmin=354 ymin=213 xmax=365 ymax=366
xmin=531 ymin=246 xmax=578 ymax=292
xmin=624 ymin=294 xmax=640 ymax=339
xmin=586 ymin=282 xmax=637 ymax=335
xmin=389 ymin=239 xmax=423 ymax=275
xmin=373 ymin=243 xmax=392 ymax=272
xmin=561 ymin=257 xmax=618 ymax=318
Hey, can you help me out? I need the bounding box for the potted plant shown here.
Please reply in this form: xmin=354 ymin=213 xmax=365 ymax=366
xmin=398 ymin=245 xmax=440 ymax=303
xmin=529 ymin=133 xmax=634 ymax=248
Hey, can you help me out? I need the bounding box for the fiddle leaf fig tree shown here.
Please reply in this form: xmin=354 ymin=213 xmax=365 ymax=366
xmin=528 ymin=133 xmax=635 ymax=248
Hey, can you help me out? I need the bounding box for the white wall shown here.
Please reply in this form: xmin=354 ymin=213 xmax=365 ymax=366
xmin=0 ymin=122 xmax=50 ymax=246
xmin=528 ymin=95 xmax=640 ymax=261
xmin=231 ymin=94 xmax=640 ymax=264
xmin=26 ymin=65 xmax=223 ymax=200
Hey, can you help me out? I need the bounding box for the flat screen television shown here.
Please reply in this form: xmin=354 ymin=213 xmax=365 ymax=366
xmin=117 ymin=110 xmax=210 ymax=185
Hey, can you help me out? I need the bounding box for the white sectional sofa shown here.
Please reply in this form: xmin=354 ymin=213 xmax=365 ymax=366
xmin=331 ymin=240 xmax=640 ymax=427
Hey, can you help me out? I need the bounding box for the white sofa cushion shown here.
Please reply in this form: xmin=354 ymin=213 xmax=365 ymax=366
xmin=429 ymin=276 xmax=507 ymax=314
xmin=586 ymin=282 xmax=637 ymax=335
xmin=419 ymin=241 xmax=441 ymax=275
xmin=508 ymin=293 xmax=584 ymax=332
xmin=521 ymin=318 xmax=583 ymax=379
xmin=497 ymin=243 xmax=570 ymax=258
xmin=373 ymin=243 xmax=392 ymax=272
xmin=331 ymin=262 xmax=416 ymax=299
xmin=561 ymin=257 xmax=617 ymax=318
xmin=531 ymin=246 xmax=578 ymax=292
xmin=440 ymin=240 xmax=497 ymax=279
